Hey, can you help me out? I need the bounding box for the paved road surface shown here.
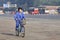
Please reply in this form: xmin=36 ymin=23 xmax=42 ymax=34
xmin=0 ymin=14 xmax=60 ymax=40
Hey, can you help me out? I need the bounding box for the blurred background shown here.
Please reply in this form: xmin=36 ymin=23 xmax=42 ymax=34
xmin=0 ymin=1 xmax=60 ymax=40
xmin=0 ymin=0 xmax=60 ymax=15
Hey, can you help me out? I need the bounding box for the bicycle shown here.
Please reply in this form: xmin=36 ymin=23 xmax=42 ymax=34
xmin=15 ymin=24 xmax=25 ymax=38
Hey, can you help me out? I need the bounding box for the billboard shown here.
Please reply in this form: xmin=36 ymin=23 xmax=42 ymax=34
xmin=3 ymin=4 xmax=17 ymax=8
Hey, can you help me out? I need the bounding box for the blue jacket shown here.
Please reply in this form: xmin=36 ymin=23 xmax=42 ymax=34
xmin=14 ymin=12 xmax=25 ymax=21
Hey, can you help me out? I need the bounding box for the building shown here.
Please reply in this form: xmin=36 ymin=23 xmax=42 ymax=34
xmin=45 ymin=6 xmax=60 ymax=14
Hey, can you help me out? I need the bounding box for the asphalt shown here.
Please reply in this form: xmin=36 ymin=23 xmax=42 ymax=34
xmin=0 ymin=14 xmax=60 ymax=40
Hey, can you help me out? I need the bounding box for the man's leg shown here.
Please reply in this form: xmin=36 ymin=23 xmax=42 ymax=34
xmin=16 ymin=21 xmax=19 ymax=31
xmin=15 ymin=21 xmax=20 ymax=36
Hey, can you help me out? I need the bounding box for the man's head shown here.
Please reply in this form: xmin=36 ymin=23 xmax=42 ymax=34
xmin=18 ymin=7 xmax=23 ymax=13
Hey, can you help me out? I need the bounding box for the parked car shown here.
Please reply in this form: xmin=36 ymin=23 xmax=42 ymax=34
xmin=28 ymin=7 xmax=39 ymax=15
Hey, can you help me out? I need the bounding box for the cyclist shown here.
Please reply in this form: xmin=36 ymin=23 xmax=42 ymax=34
xmin=14 ymin=7 xmax=26 ymax=37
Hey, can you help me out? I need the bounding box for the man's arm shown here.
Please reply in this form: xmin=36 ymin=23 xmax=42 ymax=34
xmin=23 ymin=13 xmax=26 ymax=20
xmin=14 ymin=14 xmax=16 ymax=20
xmin=22 ymin=13 xmax=26 ymax=25
xmin=14 ymin=13 xmax=18 ymax=21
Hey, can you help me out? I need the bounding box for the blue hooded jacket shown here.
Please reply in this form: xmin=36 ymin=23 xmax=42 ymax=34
xmin=14 ymin=12 xmax=25 ymax=22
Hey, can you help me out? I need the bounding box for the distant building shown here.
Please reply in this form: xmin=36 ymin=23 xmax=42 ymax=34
xmin=44 ymin=6 xmax=60 ymax=14
xmin=3 ymin=2 xmax=17 ymax=8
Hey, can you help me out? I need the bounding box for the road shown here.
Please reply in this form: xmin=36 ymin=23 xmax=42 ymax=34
xmin=0 ymin=14 xmax=60 ymax=40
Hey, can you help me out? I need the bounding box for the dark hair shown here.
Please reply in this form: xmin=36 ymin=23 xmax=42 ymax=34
xmin=18 ymin=7 xmax=23 ymax=11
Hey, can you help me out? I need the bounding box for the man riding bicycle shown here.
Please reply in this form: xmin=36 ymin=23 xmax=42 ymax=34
xmin=14 ymin=7 xmax=26 ymax=37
